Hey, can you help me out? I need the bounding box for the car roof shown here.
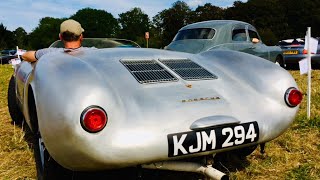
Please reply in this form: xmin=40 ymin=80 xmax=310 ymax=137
xmin=179 ymin=20 xmax=251 ymax=31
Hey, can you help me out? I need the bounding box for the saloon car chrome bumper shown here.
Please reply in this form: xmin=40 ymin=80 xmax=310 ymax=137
xmin=284 ymin=54 xmax=320 ymax=64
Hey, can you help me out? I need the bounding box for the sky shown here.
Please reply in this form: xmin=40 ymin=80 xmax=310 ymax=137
xmin=0 ymin=0 xmax=246 ymax=33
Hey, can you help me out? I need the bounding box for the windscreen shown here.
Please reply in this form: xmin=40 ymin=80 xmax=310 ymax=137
xmin=173 ymin=28 xmax=215 ymax=41
xmin=278 ymin=39 xmax=305 ymax=46
xmin=50 ymin=38 xmax=140 ymax=48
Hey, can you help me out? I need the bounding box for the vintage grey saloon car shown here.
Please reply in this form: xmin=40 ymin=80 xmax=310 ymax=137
xmin=8 ymin=38 xmax=302 ymax=180
xmin=166 ymin=20 xmax=283 ymax=65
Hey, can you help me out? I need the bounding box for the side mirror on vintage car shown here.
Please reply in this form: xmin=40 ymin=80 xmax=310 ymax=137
xmin=252 ymin=38 xmax=260 ymax=43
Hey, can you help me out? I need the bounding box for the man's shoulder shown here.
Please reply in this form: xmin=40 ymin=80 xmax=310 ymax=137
xmin=38 ymin=47 xmax=63 ymax=52
xmin=35 ymin=48 xmax=63 ymax=59
xmin=63 ymin=46 xmax=96 ymax=53
xmin=79 ymin=47 xmax=97 ymax=50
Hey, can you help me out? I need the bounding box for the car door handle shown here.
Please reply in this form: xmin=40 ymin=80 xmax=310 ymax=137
xmin=249 ymin=46 xmax=256 ymax=49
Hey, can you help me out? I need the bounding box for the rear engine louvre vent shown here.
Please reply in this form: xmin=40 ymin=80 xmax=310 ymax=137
xmin=121 ymin=60 xmax=178 ymax=84
xmin=160 ymin=59 xmax=217 ymax=80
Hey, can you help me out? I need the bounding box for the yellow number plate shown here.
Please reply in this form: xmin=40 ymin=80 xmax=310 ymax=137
xmin=283 ymin=50 xmax=298 ymax=55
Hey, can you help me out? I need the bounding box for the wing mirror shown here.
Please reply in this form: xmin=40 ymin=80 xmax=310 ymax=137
xmin=252 ymin=38 xmax=260 ymax=43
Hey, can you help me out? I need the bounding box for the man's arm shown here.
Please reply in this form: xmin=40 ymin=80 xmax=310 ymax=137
xmin=22 ymin=51 xmax=37 ymax=62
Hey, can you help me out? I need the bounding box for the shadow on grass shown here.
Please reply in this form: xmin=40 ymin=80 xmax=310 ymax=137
xmin=285 ymin=63 xmax=320 ymax=70
xmin=214 ymin=153 xmax=251 ymax=173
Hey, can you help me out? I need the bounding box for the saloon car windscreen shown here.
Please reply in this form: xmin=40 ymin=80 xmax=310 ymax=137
xmin=174 ymin=28 xmax=215 ymax=41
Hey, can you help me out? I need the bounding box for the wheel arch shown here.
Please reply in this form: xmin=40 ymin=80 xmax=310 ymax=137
xmin=276 ymin=54 xmax=285 ymax=68
xmin=27 ymin=84 xmax=39 ymax=132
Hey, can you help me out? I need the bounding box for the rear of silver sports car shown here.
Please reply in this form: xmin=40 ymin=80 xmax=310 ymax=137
xmin=33 ymin=48 xmax=302 ymax=179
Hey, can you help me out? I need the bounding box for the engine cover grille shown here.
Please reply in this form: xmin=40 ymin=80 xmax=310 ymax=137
xmin=121 ymin=60 xmax=178 ymax=84
xmin=160 ymin=59 xmax=217 ymax=80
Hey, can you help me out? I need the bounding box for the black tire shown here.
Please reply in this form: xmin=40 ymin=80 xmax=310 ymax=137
xmin=29 ymin=94 xmax=73 ymax=180
xmin=7 ymin=75 xmax=23 ymax=124
xmin=33 ymin=131 xmax=74 ymax=180
xmin=275 ymin=55 xmax=285 ymax=68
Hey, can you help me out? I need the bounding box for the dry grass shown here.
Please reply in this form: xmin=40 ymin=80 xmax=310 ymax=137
xmin=228 ymin=70 xmax=320 ymax=180
xmin=0 ymin=64 xmax=319 ymax=180
xmin=0 ymin=65 xmax=36 ymax=180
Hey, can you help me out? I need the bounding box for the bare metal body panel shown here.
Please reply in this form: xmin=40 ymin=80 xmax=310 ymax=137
xmin=15 ymin=47 xmax=298 ymax=171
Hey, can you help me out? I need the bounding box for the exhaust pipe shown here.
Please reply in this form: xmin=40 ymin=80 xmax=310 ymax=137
xmin=142 ymin=161 xmax=228 ymax=180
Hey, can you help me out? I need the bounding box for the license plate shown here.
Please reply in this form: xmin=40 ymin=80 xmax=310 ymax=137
xmin=283 ymin=50 xmax=298 ymax=55
xmin=167 ymin=121 xmax=259 ymax=157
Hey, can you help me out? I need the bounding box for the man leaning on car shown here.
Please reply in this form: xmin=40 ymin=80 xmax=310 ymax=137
xmin=22 ymin=19 xmax=89 ymax=62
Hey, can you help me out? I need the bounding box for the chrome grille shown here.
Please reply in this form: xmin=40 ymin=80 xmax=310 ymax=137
xmin=121 ymin=60 xmax=178 ymax=84
xmin=160 ymin=59 xmax=217 ymax=80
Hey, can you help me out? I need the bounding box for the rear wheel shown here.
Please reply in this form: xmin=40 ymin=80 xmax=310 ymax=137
xmin=7 ymin=75 xmax=23 ymax=124
xmin=33 ymin=131 xmax=73 ymax=180
xmin=29 ymin=95 xmax=73 ymax=180
xmin=275 ymin=55 xmax=285 ymax=68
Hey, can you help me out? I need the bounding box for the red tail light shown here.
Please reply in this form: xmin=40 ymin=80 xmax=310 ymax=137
xmin=285 ymin=88 xmax=303 ymax=107
xmin=303 ymin=49 xmax=308 ymax=54
xmin=303 ymin=49 xmax=315 ymax=54
xmin=81 ymin=106 xmax=107 ymax=133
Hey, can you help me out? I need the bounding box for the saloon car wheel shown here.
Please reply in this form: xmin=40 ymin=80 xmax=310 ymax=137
xmin=7 ymin=75 xmax=23 ymax=124
xmin=34 ymin=131 xmax=73 ymax=180
xmin=275 ymin=56 xmax=284 ymax=68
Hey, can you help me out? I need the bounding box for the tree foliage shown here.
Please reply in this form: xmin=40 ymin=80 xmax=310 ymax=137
xmin=28 ymin=17 xmax=63 ymax=49
xmin=153 ymin=1 xmax=192 ymax=47
xmin=0 ymin=24 xmax=16 ymax=49
xmin=225 ymin=0 xmax=320 ymax=44
xmin=70 ymin=8 xmax=119 ymax=38
xmin=118 ymin=8 xmax=150 ymax=46
xmin=14 ymin=27 xmax=28 ymax=49
xmin=1 ymin=0 xmax=320 ymax=49
xmin=190 ymin=3 xmax=224 ymax=23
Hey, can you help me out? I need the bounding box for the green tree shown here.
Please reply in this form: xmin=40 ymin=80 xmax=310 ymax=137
xmin=259 ymin=28 xmax=278 ymax=45
xmin=225 ymin=0 xmax=287 ymax=43
xmin=148 ymin=25 xmax=163 ymax=48
xmin=28 ymin=17 xmax=64 ymax=49
xmin=152 ymin=1 xmax=192 ymax=47
xmin=71 ymin=8 xmax=119 ymax=38
xmin=190 ymin=3 xmax=224 ymax=23
xmin=225 ymin=0 xmax=320 ymax=41
xmin=13 ymin=27 xmax=28 ymax=49
xmin=118 ymin=7 xmax=150 ymax=47
xmin=0 ymin=23 xmax=16 ymax=49
xmin=278 ymin=0 xmax=320 ymax=39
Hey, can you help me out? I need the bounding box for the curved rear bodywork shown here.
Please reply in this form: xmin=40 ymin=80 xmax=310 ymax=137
xmin=15 ymin=47 xmax=299 ymax=171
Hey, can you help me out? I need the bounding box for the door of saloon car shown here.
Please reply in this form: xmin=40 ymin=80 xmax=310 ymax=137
xmin=231 ymin=25 xmax=252 ymax=53
xmin=245 ymin=26 xmax=270 ymax=60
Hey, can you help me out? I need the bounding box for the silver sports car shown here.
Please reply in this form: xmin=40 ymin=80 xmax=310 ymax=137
xmin=8 ymin=39 xmax=302 ymax=180
xmin=166 ymin=20 xmax=283 ymax=65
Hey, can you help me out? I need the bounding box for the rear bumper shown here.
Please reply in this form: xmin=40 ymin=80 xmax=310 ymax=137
xmin=284 ymin=54 xmax=320 ymax=64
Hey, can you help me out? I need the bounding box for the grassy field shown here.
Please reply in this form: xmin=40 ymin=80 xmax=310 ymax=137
xmin=0 ymin=64 xmax=319 ymax=180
